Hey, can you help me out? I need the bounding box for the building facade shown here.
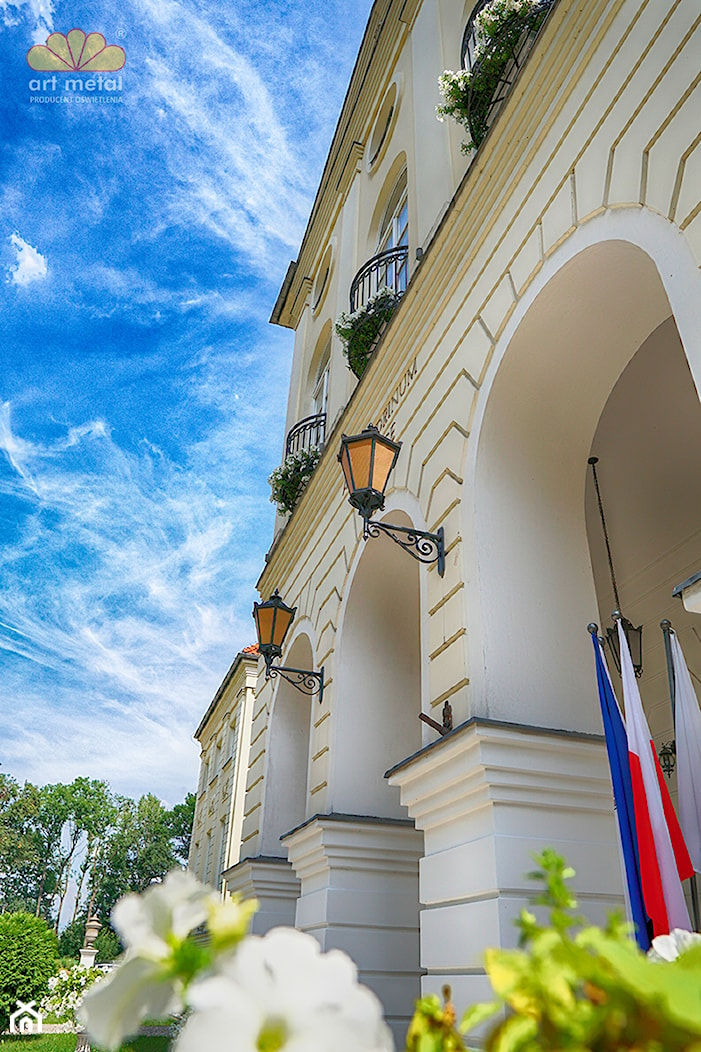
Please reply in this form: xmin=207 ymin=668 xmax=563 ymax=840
xmin=225 ymin=0 xmax=701 ymax=1038
xmin=189 ymin=646 xmax=258 ymax=893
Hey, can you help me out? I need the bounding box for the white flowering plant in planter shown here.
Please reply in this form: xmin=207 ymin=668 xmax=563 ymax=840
xmin=437 ymin=0 xmax=550 ymax=153
xmin=335 ymin=286 xmax=400 ymax=379
xmin=41 ymin=964 xmax=105 ymax=1025
xmin=79 ymin=870 xmax=393 ymax=1052
xmin=268 ymin=446 xmax=322 ymax=516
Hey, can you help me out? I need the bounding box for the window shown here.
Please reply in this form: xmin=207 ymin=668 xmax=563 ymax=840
xmin=227 ymin=715 xmax=238 ymax=763
xmin=312 ymin=349 xmax=330 ymax=418
xmin=377 ymin=171 xmax=408 ymax=294
xmin=217 ymin=813 xmax=230 ymax=886
xmin=204 ymin=833 xmax=213 ymax=885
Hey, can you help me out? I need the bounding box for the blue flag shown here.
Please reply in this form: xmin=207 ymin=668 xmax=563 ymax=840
xmin=591 ymin=633 xmax=650 ymax=949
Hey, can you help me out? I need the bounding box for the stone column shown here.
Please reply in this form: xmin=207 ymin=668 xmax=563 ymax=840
xmin=387 ymin=719 xmax=624 ymax=1013
xmin=222 ymin=856 xmax=300 ymax=934
xmin=283 ymin=814 xmax=424 ymax=1044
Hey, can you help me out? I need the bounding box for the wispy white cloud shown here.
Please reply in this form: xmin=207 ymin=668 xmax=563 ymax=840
xmin=0 ymin=379 xmax=283 ymax=799
xmin=128 ymin=0 xmax=312 ymax=265
xmin=0 ymin=0 xmax=53 ymax=41
xmin=7 ymin=233 xmax=48 ymax=287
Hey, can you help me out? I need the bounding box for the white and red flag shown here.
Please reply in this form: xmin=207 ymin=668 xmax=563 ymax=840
xmin=618 ymin=619 xmax=693 ymax=935
xmin=669 ymin=631 xmax=701 ymax=873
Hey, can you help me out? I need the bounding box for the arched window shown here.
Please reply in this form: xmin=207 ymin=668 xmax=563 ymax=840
xmin=377 ymin=170 xmax=408 ymax=294
xmin=312 ymin=342 xmax=330 ymax=418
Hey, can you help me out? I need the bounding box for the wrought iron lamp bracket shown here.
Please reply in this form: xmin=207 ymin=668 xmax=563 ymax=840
xmin=264 ymin=658 xmax=324 ymax=703
xmin=363 ymin=518 xmax=445 ymax=577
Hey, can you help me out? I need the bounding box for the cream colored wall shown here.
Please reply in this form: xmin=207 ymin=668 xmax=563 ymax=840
xmin=241 ymin=0 xmax=701 ymax=858
xmin=189 ymin=655 xmax=257 ymax=891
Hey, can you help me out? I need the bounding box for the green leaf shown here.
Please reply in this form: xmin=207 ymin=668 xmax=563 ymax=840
xmin=460 ymin=1001 xmax=499 ymax=1034
xmin=487 ymin=1013 xmax=538 ymax=1052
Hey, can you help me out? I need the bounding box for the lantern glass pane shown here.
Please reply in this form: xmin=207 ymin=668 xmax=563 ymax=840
xmin=272 ymin=605 xmax=294 ymax=648
xmin=370 ymin=440 xmax=398 ymax=494
xmin=254 ymin=604 xmax=275 ymax=648
xmin=347 ymin=436 xmax=374 ymax=492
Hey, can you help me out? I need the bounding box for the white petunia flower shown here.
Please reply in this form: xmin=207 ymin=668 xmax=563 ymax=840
xmin=80 ymin=871 xmax=219 ymax=1049
xmin=112 ymin=869 xmax=216 ymax=956
xmin=80 ymin=956 xmax=177 ymax=1050
xmin=648 ymin=927 xmax=701 ymax=962
xmin=176 ymin=927 xmax=394 ymax=1052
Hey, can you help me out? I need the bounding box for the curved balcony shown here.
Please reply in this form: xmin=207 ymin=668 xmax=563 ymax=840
xmin=285 ymin=412 xmax=326 ymax=457
xmin=459 ymin=0 xmax=556 ymax=148
xmin=349 ymin=246 xmax=409 ymax=312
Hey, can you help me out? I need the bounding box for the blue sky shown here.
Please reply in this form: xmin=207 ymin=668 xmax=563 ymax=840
xmin=0 ymin=0 xmax=372 ymax=805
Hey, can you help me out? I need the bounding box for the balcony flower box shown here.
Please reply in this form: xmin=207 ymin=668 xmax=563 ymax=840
xmin=335 ymin=286 xmax=400 ymax=380
xmin=268 ymin=446 xmax=321 ymax=516
xmin=437 ymin=0 xmax=553 ymax=153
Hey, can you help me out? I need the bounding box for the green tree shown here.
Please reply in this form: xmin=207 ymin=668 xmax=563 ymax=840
xmin=33 ymin=783 xmax=72 ymax=920
xmin=0 ymin=778 xmax=51 ymax=916
xmin=88 ymin=794 xmax=180 ymax=922
xmin=57 ymin=916 xmax=85 ymax=960
xmin=0 ymin=912 xmax=58 ymax=1032
xmin=167 ymin=792 xmax=196 ymax=864
xmin=95 ymin=923 xmax=122 ymax=962
xmin=67 ymin=780 xmax=117 ymax=925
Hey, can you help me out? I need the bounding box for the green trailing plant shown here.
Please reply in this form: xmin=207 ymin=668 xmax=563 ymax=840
xmin=335 ymin=286 xmax=400 ymax=379
xmin=437 ymin=0 xmax=550 ymax=153
xmin=268 ymin=447 xmax=322 ymax=516
xmin=407 ymin=848 xmax=701 ymax=1051
xmin=0 ymin=912 xmax=58 ymax=1032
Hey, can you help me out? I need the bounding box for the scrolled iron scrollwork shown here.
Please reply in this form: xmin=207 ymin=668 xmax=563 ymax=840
xmin=266 ymin=663 xmax=325 ymax=702
xmin=363 ymin=520 xmax=445 ymax=576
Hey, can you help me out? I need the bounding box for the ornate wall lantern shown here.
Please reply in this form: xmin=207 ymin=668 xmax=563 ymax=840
xmin=588 ymin=457 xmax=643 ymax=676
xmin=338 ymin=424 xmax=445 ymax=575
xmin=253 ymin=589 xmax=324 ymax=702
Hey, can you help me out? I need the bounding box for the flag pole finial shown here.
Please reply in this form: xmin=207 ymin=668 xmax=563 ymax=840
xmin=587 ymin=623 xmax=599 ymax=635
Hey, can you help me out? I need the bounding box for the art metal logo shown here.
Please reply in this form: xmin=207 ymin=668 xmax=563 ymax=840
xmin=26 ymin=29 xmax=126 ymax=104
xmin=9 ymin=1000 xmax=43 ymax=1035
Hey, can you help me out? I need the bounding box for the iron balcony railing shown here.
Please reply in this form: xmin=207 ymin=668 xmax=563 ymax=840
xmin=349 ymin=246 xmax=409 ymax=312
xmin=459 ymin=0 xmax=556 ymax=148
xmin=285 ymin=412 xmax=326 ymax=457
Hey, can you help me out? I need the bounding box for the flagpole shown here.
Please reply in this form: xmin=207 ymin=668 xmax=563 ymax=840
xmin=661 ymin=619 xmax=700 ymax=931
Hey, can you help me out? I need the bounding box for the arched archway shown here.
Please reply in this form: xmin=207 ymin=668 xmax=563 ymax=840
xmin=586 ymin=317 xmax=701 ymax=749
xmin=470 ymin=238 xmax=690 ymax=732
xmin=333 ymin=508 xmax=422 ymax=817
xmin=262 ymin=632 xmax=314 ymax=852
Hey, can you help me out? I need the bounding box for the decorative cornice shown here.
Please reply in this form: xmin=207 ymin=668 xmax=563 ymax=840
xmin=194 ymin=650 xmax=259 ymax=741
xmin=284 ymin=812 xmax=424 ymax=886
xmin=386 ymin=718 xmax=613 ymax=832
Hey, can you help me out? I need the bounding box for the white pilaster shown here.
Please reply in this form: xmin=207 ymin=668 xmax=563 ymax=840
xmin=283 ymin=814 xmax=424 ymax=1043
xmin=223 ymin=856 xmax=300 ymax=934
xmin=387 ymin=719 xmax=624 ymax=1013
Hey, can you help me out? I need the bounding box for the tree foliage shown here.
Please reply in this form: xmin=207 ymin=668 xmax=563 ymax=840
xmin=0 ymin=912 xmax=58 ymax=1032
xmin=0 ymin=771 xmax=194 ymax=932
xmin=167 ymin=792 xmax=196 ymax=864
